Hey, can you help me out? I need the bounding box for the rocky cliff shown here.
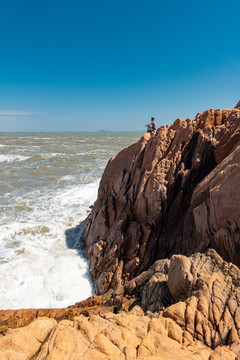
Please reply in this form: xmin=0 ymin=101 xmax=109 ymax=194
xmin=81 ymin=103 xmax=240 ymax=294
xmin=1 ymin=102 xmax=240 ymax=360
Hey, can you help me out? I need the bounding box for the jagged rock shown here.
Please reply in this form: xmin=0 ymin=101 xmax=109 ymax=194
xmin=125 ymin=249 xmax=240 ymax=354
xmin=81 ymin=104 xmax=240 ymax=294
xmin=1 ymin=250 xmax=240 ymax=358
xmin=163 ymin=249 xmax=240 ymax=350
xmin=125 ymin=258 xmax=171 ymax=312
xmin=190 ymin=143 xmax=240 ymax=265
xmin=1 ymin=310 xmax=212 ymax=360
xmin=235 ymin=100 xmax=240 ymax=109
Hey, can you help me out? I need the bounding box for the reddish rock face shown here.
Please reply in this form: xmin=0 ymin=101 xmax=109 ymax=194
xmin=81 ymin=105 xmax=240 ymax=294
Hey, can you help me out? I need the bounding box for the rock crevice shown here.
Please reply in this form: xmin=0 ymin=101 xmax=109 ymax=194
xmin=82 ymin=105 xmax=240 ymax=294
xmin=2 ymin=250 xmax=240 ymax=359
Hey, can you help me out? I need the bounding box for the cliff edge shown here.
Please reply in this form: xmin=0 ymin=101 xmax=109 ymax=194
xmin=82 ymin=104 xmax=240 ymax=294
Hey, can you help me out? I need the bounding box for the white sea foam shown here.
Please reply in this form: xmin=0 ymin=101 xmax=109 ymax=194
xmin=0 ymin=240 xmax=93 ymax=309
xmin=0 ymin=154 xmax=30 ymax=162
xmin=33 ymin=137 xmax=51 ymax=140
xmin=0 ymin=131 xmax=140 ymax=310
xmin=31 ymin=152 xmax=63 ymax=161
xmin=59 ymin=175 xmax=76 ymax=182
xmin=53 ymin=181 xmax=98 ymax=207
xmin=0 ymin=180 xmax=99 ymax=309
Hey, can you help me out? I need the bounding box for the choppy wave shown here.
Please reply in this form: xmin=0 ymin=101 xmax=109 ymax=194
xmin=0 ymin=131 xmax=141 ymax=309
xmin=0 ymin=181 xmax=98 ymax=309
xmin=0 ymin=154 xmax=30 ymax=163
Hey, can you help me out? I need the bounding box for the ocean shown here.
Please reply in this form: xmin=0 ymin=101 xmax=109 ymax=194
xmin=0 ymin=131 xmax=142 ymax=310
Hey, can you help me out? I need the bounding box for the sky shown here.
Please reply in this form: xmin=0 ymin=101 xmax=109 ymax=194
xmin=0 ymin=0 xmax=240 ymax=131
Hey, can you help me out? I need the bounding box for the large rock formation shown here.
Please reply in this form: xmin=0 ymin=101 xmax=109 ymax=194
xmin=81 ymin=104 xmax=240 ymax=294
xmin=1 ymin=102 xmax=240 ymax=359
xmin=1 ymin=249 xmax=240 ymax=359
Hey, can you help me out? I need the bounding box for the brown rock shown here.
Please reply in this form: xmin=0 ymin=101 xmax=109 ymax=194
xmin=235 ymin=100 xmax=240 ymax=109
xmin=192 ymin=143 xmax=240 ymax=265
xmin=81 ymin=103 xmax=240 ymax=295
xmin=163 ymin=250 xmax=240 ymax=349
xmin=0 ymin=302 xmax=235 ymax=360
xmin=167 ymin=254 xmax=193 ymax=301
xmin=1 ymin=250 xmax=240 ymax=359
xmin=0 ymin=292 xmax=123 ymax=334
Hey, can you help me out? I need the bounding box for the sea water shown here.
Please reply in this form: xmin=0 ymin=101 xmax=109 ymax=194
xmin=0 ymin=131 xmax=141 ymax=309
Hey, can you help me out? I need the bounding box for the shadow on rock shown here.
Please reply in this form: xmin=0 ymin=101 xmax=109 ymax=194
xmin=65 ymin=220 xmax=85 ymax=254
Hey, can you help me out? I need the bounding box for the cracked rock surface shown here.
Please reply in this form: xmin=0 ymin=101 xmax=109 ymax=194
xmin=1 ymin=250 xmax=240 ymax=359
xmin=81 ymin=104 xmax=240 ymax=294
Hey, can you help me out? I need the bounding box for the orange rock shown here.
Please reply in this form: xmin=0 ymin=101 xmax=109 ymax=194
xmin=0 ymin=317 xmax=56 ymax=360
xmin=1 ymin=250 xmax=240 ymax=359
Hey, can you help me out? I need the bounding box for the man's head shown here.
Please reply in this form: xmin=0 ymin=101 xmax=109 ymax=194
xmin=151 ymin=117 xmax=154 ymax=122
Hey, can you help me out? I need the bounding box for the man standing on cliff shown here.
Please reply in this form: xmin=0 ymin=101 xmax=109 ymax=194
xmin=145 ymin=117 xmax=156 ymax=133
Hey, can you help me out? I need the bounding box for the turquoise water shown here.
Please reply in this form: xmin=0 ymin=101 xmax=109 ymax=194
xmin=0 ymin=132 xmax=142 ymax=309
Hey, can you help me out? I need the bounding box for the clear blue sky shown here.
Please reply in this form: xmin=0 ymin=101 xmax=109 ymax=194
xmin=0 ymin=0 xmax=240 ymax=131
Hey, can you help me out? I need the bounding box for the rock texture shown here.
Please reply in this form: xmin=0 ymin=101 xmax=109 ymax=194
xmin=1 ymin=102 xmax=240 ymax=360
xmin=0 ymin=292 xmax=133 ymax=334
xmin=127 ymin=248 xmax=240 ymax=350
xmin=0 ymin=310 xmax=212 ymax=360
xmin=1 ymin=250 xmax=240 ymax=359
xmin=81 ymin=104 xmax=240 ymax=294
